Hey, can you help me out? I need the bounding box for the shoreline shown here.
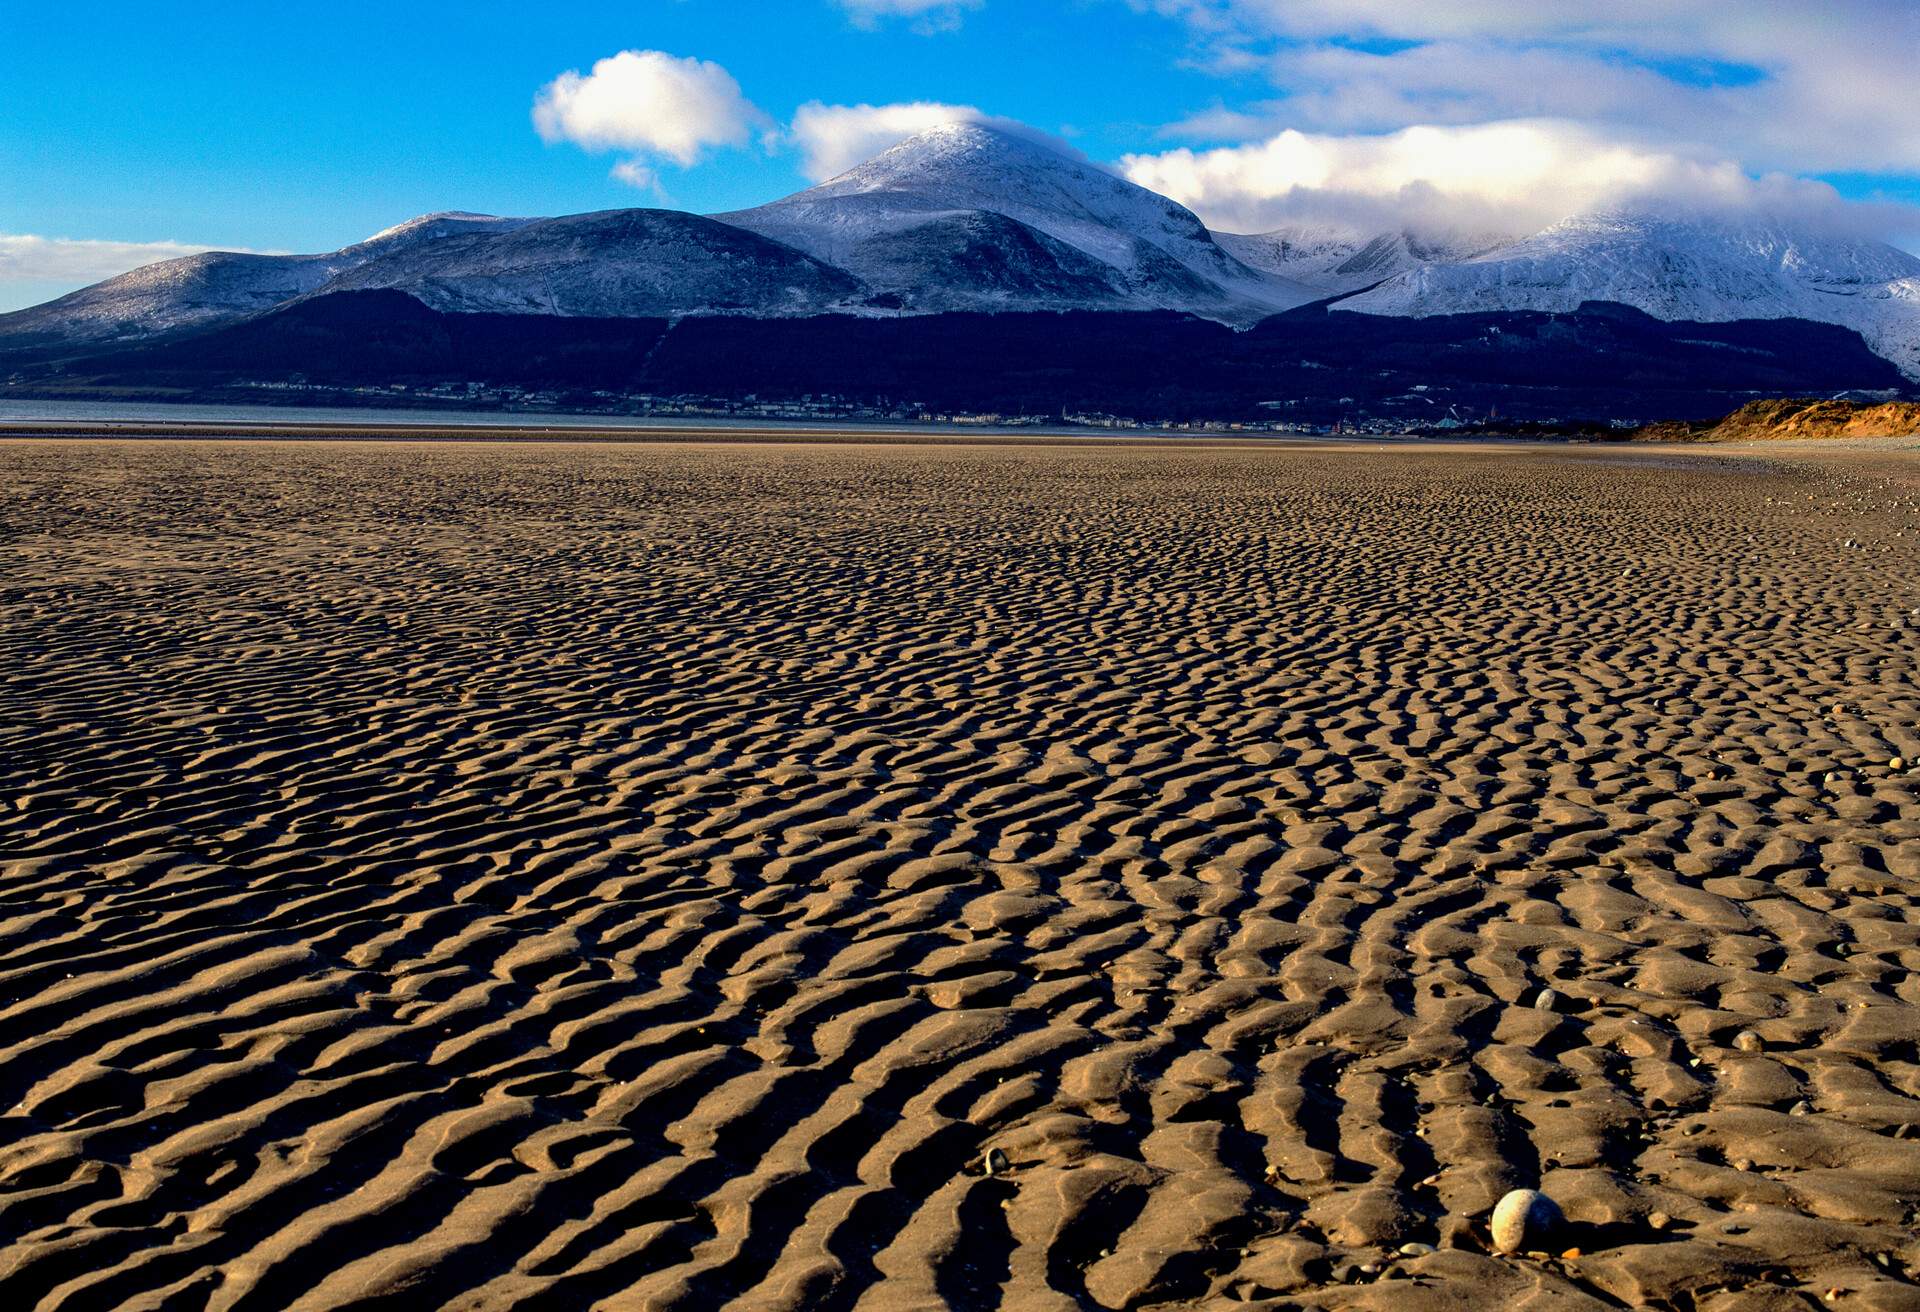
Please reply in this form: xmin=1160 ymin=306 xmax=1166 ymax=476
xmin=0 ymin=420 xmax=1603 ymax=450
xmin=5 ymin=423 xmax=1915 ymax=459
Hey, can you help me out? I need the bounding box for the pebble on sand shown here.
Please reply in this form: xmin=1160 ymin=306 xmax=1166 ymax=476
xmin=983 ymin=1148 xmax=1009 ymax=1176
xmin=1532 ymin=988 xmax=1561 ymax=1012
xmin=1733 ymin=1029 xmax=1764 ymax=1053
xmin=1490 ymin=1189 xmax=1563 ymax=1255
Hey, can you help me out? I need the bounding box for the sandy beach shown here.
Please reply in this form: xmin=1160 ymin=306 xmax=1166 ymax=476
xmin=2 ymin=434 xmax=1918 ymax=1311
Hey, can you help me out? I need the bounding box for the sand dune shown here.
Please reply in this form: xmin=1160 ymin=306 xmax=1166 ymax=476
xmin=1 ymin=437 xmax=1918 ymax=1310
xmin=1639 ymin=399 xmax=1920 ymax=444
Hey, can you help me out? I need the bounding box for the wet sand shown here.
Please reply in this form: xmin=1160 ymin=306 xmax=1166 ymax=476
xmin=2 ymin=436 xmax=1918 ymax=1311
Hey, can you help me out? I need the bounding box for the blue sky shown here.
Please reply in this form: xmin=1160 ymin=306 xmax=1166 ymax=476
xmin=1 ymin=3 xmax=1232 ymax=259
xmin=4 ymin=0 xmax=1918 ymax=311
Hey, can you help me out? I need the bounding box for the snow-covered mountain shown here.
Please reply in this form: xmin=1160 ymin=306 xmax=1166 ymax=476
xmin=321 ymin=209 xmax=864 ymax=318
xmin=0 ymin=212 xmax=533 ymax=351
xmin=5 ymin=126 xmax=1920 ymax=382
xmin=0 ymin=252 xmax=343 ymax=349
xmin=719 ymin=193 xmax=1142 ymax=314
xmin=718 ymin=122 xmax=1313 ymax=319
xmin=0 ymin=125 xmax=1313 ymax=349
xmin=1341 ymin=212 xmax=1920 ymax=379
xmin=1215 ymin=226 xmax=1516 ymax=296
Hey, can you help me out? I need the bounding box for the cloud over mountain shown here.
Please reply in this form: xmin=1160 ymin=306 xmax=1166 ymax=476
xmin=1144 ymin=0 xmax=1920 ymax=176
xmin=787 ymin=102 xmax=1083 ymax=182
xmin=1121 ymin=119 xmax=1891 ymax=238
xmin=790 ymin=102 xmax=992 ymax=182
xmin=533 ymin=51 xmax=768 ymax=187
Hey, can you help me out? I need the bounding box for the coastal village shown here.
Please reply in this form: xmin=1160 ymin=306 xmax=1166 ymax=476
xmin=223 ymin=376 xmax=1510 ymax=435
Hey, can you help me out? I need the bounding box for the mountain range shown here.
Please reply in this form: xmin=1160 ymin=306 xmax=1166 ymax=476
xmin=5 ymin=121 xmax=1919 ymax=401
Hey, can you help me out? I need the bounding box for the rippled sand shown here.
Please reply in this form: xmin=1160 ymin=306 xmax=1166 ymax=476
xmin=3 ymin=437 xmax=1918 ymax=1311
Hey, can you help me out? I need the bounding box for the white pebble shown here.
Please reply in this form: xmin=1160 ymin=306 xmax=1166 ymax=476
xmin=1491 ymin=1189 xmax=1562 ymax=1255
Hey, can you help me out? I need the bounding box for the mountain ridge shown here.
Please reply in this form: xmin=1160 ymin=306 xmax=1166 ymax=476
xmin=1213 ymin=225 xmax=1517 ymax=297
xmin=5 ymin=123 xmax=1920 ymax=381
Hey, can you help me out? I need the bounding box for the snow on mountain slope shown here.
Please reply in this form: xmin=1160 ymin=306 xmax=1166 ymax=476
xmin=718 ymin=122 xmax=1314 ymax=320
xmin=346 ymin=212 xmax=538 ymax=251
xmin=6 ymin=137 xmax=1918 ymax=384
xmin=319 ymin=209 xmax=864 ymax=318
xmin=827 ymin=203 xmax=1137 ymax=312
xmin=1342 ymin=212 xmax=1920 ymax=379
xmin=1215 ymin=226 xmax=1515 ymax=296
xmin=709 ymin=192 xmax=1136 ymax=313
xmin=0 ymin=252 xmax=345 ymax=349
xmin=0 ymin=213 xmax=536 ymax=351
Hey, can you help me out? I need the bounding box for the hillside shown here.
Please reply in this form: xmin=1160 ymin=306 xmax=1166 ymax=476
xmin=14 ymin=291 xmax=1905 ymax=428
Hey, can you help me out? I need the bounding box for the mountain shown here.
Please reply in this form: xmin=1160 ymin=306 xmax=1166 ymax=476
xmin=0 ymin=252 xmax=343 ymax=353
xmin=718 ymin=122 xmax=1313 ymax=319
xmin=0 ymin=213 xmax=532 ymax=354
xmin=721 ymin=195 xmax=1140 ymax=314
xmin=26 ymin=291 xmax=1904 ymax=426
xmin=1340 ymin=212 xmax=1920 ymax=379
xmin=5 ymin=126 xmax=1920 ymax=392
xmin=319 ymin=209 xmax=865 ymax=317
xmin=1215 ymin=226 xmax=1515 ymax=296
xmin=0 ymin=124 xmax=1313 ymax=353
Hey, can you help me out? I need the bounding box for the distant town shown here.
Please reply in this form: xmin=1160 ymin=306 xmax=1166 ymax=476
xmin=224 ymin=377 xmax=1620 ymax=436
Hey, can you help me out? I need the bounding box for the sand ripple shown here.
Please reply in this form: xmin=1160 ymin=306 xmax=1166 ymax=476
xmin=2 ymin=438 xmax=1918 ymax=1309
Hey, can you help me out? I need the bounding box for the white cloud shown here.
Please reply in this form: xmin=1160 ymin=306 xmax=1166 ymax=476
xmin=836 ymin=0 xmax=983 ymax=34
xmin=0 ymin=233 xmax=255 ymax=285
xmin=609 ymin=160 xmax=660 ymax=194
xmin=1121 ymin=120 xmax=1884 ymax=238
xmin=1143 ymin=0 xmax=1920 ymax=176
xmin=790 ymin=101 xmax=986 ymax=180
xmin=1147 ymin=0 xmax=1910 ymax=54
xmin=788 ymin=101 xmax=1083 ymax=181
xmin=533 ymin=50 xmax=767 ymax=188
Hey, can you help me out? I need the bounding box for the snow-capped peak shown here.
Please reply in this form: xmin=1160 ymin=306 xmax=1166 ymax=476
xmin=1343 ymin=207 xmax=1920 ymax=378
xmin=810 ymin=122 xmax=1113 ymax=198
xmin=718 ymin=122 xmax=1312 ymax=319
xmin=802 ymin=122 xmax=1227 ymax=266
